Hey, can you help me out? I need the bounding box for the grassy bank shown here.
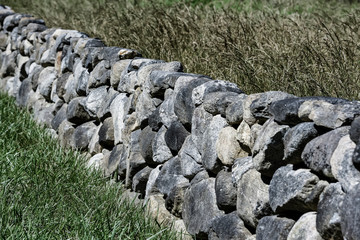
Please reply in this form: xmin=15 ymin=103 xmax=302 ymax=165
xmin=0 ymin=93 xmax=179 ymax=239
xmin=1 ymin=0 xmax=360 ymax=99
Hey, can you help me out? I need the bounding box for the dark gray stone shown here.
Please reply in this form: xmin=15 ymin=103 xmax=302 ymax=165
xmin=63 ymin=73 xmax=78 ymax=103
xmin=84 ymin=85 xmax=108 ymax=118
xmin=135 ymin=90 xmax=158 ymax=127
xmin=67 ymin=97 xmax=92 ymax=124
xmin=203 ymin=91 xmax=240 ymax=116
xmin=269 ymin=164 xmax=328 ymax=213
xmin=37 ymin=66 xmax=57 ymax=101
xmin=353 ymin=141 xmax=360 ymax=171
xmin=51 ymin=103 xmax=67 ymax=131
xmin=215 ymin=170 xmax=237 ymax=212
xmin=16 ymin=77 xmax=32 ymax=107
xmin=182 ymin=178 xmax=224 ymax=238
xmin=316 ymin=183 xmax=344 ymax=240
xmin=256 ymin=216 xmax=295 ymax=240
xmin=87 ymin=60 xmax=110 ymax=90
xmin=96 ymin=87 xmax=119 ymax=121
xmin=132 ymin=166 xmax=153 ymax=198
xmin=301 ymin=126 xmax=350 ymax=178
xmin=164 ymin=121 xmax=190 ymax=154
xmin=72 ymin=121 xmax=97 ymax=151
xmin=191 ymin=106 xmax=213 ymax=152
xmin=208 ymin=212 xmax=252 ymax=240
xmin=350 ymin=116 xmax=360 ymax=144
xmin=106 ymin=144 xmax=126 ymax=177
xmin=148 ymin=107 xmax=162 ymax=131
xmin=98 ymin=117 xmax=115 ymax=149
xmin=225 ymin=94 xmax=247 ymax=125
xmin=165 ymin=181 xmax=190 ymax=218
xmin=152 ymin=126 xmax=173 ymax=164
xmin=252 ymin=118 xmax=289 ymax=177
xmin=139 ymin=126 xmax=156 ymax=165
xmin=340 ymin=183 xmax=360 ymax=240
xmin=190 ymin=170 xmax=209 ymax=186
xmin=178 ymin=136 xmax=203 ymax=179
xmin=56 ymin=72 xmax=72 ymax=99
xmin=283 ymin=122 xmax=319 ymax=164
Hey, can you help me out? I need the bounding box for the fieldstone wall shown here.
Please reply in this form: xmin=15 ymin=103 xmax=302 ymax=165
xmin=1 ymin=6 xmax=360 ymax=239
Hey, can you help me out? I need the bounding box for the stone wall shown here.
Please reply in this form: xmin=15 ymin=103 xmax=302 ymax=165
xmin=1 ymin=6 xmax=360 ymax=239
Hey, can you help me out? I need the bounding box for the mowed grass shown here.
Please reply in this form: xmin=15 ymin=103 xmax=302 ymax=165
xmin=0 ymin=93 xmax=180 ymax=239
xmin=3 ymin=0 xmax=360 ymax=100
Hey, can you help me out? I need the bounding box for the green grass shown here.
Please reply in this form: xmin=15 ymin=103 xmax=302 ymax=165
xmin=2 ymin=0 xmax=360 ymax=100
xmin=0 ymin=93 xmax=180 ymax=239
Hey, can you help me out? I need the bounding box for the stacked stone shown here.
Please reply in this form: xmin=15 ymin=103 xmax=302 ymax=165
xmin=1 ymin=6 xmax=360 ymax=239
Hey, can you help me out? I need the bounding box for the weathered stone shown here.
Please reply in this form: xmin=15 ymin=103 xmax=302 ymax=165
xmin=88 ymin=124 xmax=103 ymax=155
xmin=96 ymin=87 xmax=119 ymax=121
xmin=203 ymin=91 xmax=240 ymax=116
xmin=340 ymin=183 xmax=360 ymax=240
xmin=145 ymin=165 xmax=162 ymax=198
xmin=98 ymin=117 xmax=115 ymax=149
xmin=154 ymin=156 xmax=189 ymax=197
xmin=16 ymin=77 xmax=32 ymax=107
xmin=132 ymin=166 xmax=153 ymax=198
xmin=208 ymin=212 xmax=252 ymax=240
xmin=87 ymin=60 xmax=110 ymax=90
xmin=110 ymin=93 xmax=130 ymax=145
xmin=104 ymin=144 xmax=124 ymax=177
xmin=283 ymin=122 xmax=319 ymax=164
xmin=353 ymin=141 xmax=360 ymax=171
xmin=301 ymin=126 xmax=350 ymax=178
xmin=135 ymin=90 xmax=158 ymax=126
xmin=182 ymin=178 xmax=224 ymax=238
xmin=287 ymin=212 xmax=323 ymax=240
xmin=298 ymin=100 xmax=360 ymax=129
xmin=191 ymin=106 xmax=213 ymax=151
xmin=178 ymin=136 xmax=203 ymax=179
xmin=33 ymin=102 xmax=54 ymax=127
xmin=63 ymin=73 xmax=78 ymax=103
xmin=139 ymin=126 xmax=156 ymax=165
xmin=147 ymin=107 xmax=162 ymax=131
xmin=231 ymin=156 xmax=253 ymax=187
xmin=138 ymin=61 xmax=182 ymax=88
xmin=164 ymin=121 xmax=190 ymax=154
xmin=152 ymin=126 xmax=173 ymax=164
xmin=256 ymin=216 xmax=295 ymax=240
xmin=67 ymin=97 xmax=92 ymax=124
xmin=165 ymin=181 xmax=190 ymax=218
xmin=58 ymin=120 xmax=75 ymax=147
xmin=55 ymin=72 xmax=71 ymax=99
xmin=72 ymin=121 xmax=97 ymax=151
xmin=216 ymin=126 xmax=248 ymax=166
xmin=252 ymin=118 xmax=289 ymax=176
xmin=190 ymin=170 xmax=210 ymax=186
xmin=73 ymin=59 xmax=90 ymax=96
xmin=86 ymin=152 xmax=104 ymax=171
xmin=84 ymin=85 xmax=107 ymax=118
xmin=330 ymin=135 xmax=360 ymax=192
xmin=316 ymin=183 xmax=344 ymax=240
xmin=242 ymin=93 xmax=262 ymax=126
xmin=236 ymin=121 xmax=252 ymax=153
xmin=215 ymin=170 xmax=237 ymax=212
xmin=51 ymin=103 xmax=67 ymax=131
xmin=237 ymin=168 xmax=272 ymax=228
xmin=202 ymin=115 xmax=228 ymax=174
xmin=269 ymin=164 xmax=328 ymax=213
xmin=350 ymin=116 xmax=360 ymax=144
xmin=110 ymin=59 xmax=131 ymax=88
xmin=159 ymin=90 xmax=178 ymax=127
xmin=225 ymin=94 xmax=247 ymax=125
xmin=37 ymin=66 xmax=56 ymax=101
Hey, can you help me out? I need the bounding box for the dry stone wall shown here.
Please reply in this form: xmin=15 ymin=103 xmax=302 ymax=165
xmin=1 ymin=6 xmax=360 ymax=239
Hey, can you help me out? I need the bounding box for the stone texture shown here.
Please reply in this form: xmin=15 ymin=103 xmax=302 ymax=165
xmin=135 ymin=90 xmax=158 ymax=127
xmin=139 ymin=126 xmax=156 ymax=165
xmin=88 ymin=124 xmax=103 ymax=155
xmin=301 ymin=126 xmax=350 ymax=178
xmin=269 ymin=164 xmax=328 ymax=213
xmin=216 ymin=126 xmax=248 ymax=166
xmin=182 ymin=178 xmax=224 ymax=238
xmin=287 ymin=212 xmax=323 ymax=240
xmin=350 ymin=116 xmax=360 ymax=144
xmin=37 ymin=66 xmax=56 ymax=101
xmin=191 ymin=106 xmax=213 ymax=151
xmin=256 ymin=216 xmax=295 ymax=240
xmin=165 ymin=181 xmax=190 ymax=218
xmin=231 ymin=156 xmax=253 ymax=187
xmin=215 ymin=170 xmax=237 ymax=212
xmin=159 ymin=91 xmax=178 ymax=127
xmin=16 ymin=77 xmax=32 ymax=107
xmin=87 ymin=60 xmax=110 ymax=90
xmin=58 ymin=120 xmax=75 ymax=147
xmin=67 ymin=97 xmax=92 ymax=124
xmin=63 ymin=73 xmax=78 ymax=103
xmin=203 ymin=91 xmax=240 ymax=116
xmin=178 ymin=136 xmax=203 ymax=179
xmin=110 ymin=93 xmax=130 ymax=145
xmin=105 ymin=144 xmax=126 ymax=177
xmin=208 ymin=212 xmax=252 ymax=240
xmin=152 ymin=126 xmax=173 ymax=164
xmin=225 ymin=94 xmax=247 ymax=125
xmin=252 ymin=118 xmax=289 ymax=176
xmin=164 ymin=121 xmax=190 ymax=154
xmin=340 ymin=183 xmax=360 ymax=240
xmin=236 ymin=120 xmax=252 ymax=152
xmin=98 ymin=117 xmax=115 ymax=149
xmin=145 ymin=165 xmax=162 ymax=198
xmin=84 ymin=85 xmax=107 ymax=118
xmin=110 ymin=59 xmax=131 ymax=88
xmin=72 ymin=121 xmax=97 ymax=151
xmin=97 ymin=87 xmax=119 ymax=121
xmin=51 ymin=103 xmax=67 ymax=131
xmin=132 ymin=166 xmax=153 ymax=198
xmin=86 ymin=152 xmax=104 ymax=171
xmin=316 ymin=183 xmax=344 ymax=240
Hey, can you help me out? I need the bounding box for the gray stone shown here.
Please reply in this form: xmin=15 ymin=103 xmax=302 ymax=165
xmin=96 ymin=87 xmax=119 ymax=121
xmin=208 ymin=212 xmax=252 ymax=240
xmin=132 ymin=166 xmax=153 ymax=198
xmin=51 ymin=103 xmax=67 ymax=131
xmin=37 ymin=66 xmax=56 ymax=101
xmin=178 ymin=136 xmax=203 ymax=179
xmin=16 ymin=78 xmax=32 ymax=107
xmin=33 ymin=102 xmax=54 ymax=127
xmin=236 ymin=168 xmax=272 ymax=228
xmin=216 ymin=126 xmax=248 ymax=166
xmin=225 ymin=94 xmax=247 ymax=125
xmin=110 ymin=93 xmax=130 ymax=145
xmin=298 ymin=100 xmax=360 ymax=129
xmin=236 ymin=120 xmax=252 ymax=152
xmin=72 ymin=121 xmax=97 ymax=151
xmin=139 ymin=126 xmax=156 ymax=165
xmin=283 ymin=122 xmax=319 ymax=164
xmin=152 ymin=126 xmax=173 ymax=164
xmin=242 ymin=93 xmax=262 ymax=126
xmin=88 ymin=124 xmax=103 ymax=155
xmin=138 ymin=61 xmax=182 ymax=88
xmin=164 ymin=121 xmax=190 ymax=154
xmin=98 ymin=117 xmax=115 ymax=149
xmin=353 ymin=141 xmax=360 ymax=171
xmin=73 ymin=59 xmax=90 ymax=95
xmin=63 ymin=73 xmax=78 ymax=103
xmin=105 ymin=144 xmax=126 ymax=177
xmin=350 ymin=116 xmax=360 ymax=144
xmin=269 ymin=164 xmax=328 ymax=213
xmin=252 ymin=118 xmax=289 ymax=176
xmin=330 ymin=135 xmax=360 ymax=192
xmin=135 ymin=90 xmax=157 ymax=126
xmin=86 ymin=152 xmax=104 ymax=171
xmin=165 ymin=181 xmax=190 ymax=218
xmin=67 ymin=97 xmax=92 ymax=124
xmin=316 ymin=183 xmax=344 ymax=240
xmin=203 ymin=91 xmax=240 ymax=116
xmin=231 ymin=156 xmax=253 ymax=187
xmin=58 ymin=120 xmax=75 ymax=147
xmin=287 ymin=212 xmax=323 ymax=240
xmin=110 ymin=59 xmax=131 ymax=88
xmin=202 ymin=115 xmax=228 ymax=174
xmin=191 ymin=106 xmax=213 ymax=151
xmin=154 ymin=156 xmax=189 ymax=197
xmin=256 ymin=216 xmax=295 ymax=240
xmin=159 ymin=91 xmax=178 ymax=127
xmin=301 ymin=126 xmax=350 ymax=178
xmin=148 ymin=107 xmax=162 ymax=131
xmin=145 ymin=165 xmax=162 ymax=198
xmin=84 ymin=85 xmax=108 ymax=118
xmin=340 ymin=183 xmax=360 ymax=240
xmin=215 ymin=170 xmax=237 ymax=212
xmin=56 ymin=72 xmax=71 ymax=99
xmin=87 ymin=60 xmax=110 ymax=90
xmin=182 ymin=178 xmax=224 ymax=238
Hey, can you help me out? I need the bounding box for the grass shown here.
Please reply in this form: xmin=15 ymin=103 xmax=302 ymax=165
xmin=0 ymin=93 xmax=180 ymax=239
xmin=2 ymin=0 xmax=360 ymax=100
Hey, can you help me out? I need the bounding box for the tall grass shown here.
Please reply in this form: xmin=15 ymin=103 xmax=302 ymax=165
xmin=2 ymin=0 xmax=360 ymax=99
xmin=0 ymin=93 xmax=180 ymax=239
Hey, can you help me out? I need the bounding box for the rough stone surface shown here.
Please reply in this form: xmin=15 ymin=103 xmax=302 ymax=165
xmin=67 ymin=97 xmax=92 ymax=124
xmin=165 ymin=181 xmax=190 ymax=218
xmin=225 ymin=94 xmax=247 ymax=125
xmin=37 ymin=66 xmax=56 ymax=101
xmin=132 ymin=166 xmax=153 ymax=198
xmin=164 ymin=121 xmax=190 ymax=154
xmin=58 ymin=120 xmax=75 ymax=147
xmin=86 ymin=152 xmax=104 ymax=171
xmin=236 ymin=120 xmax=252 ymax=152
xmin=182 ymin=178 xmax=224 ymax=238
xmin=231 ymin=156 xmax=253 ymax=187
xmin=72 ymin=121 xmax=97 ymax=151
xmin=158 ymin=91 xmax=178 ymax=127
xmin=287 ymin=212 xmax=323 ymax=240
xmin=51 ymin=103 xmax=67 ymax=131
xmin=316 ymin=183 xmax=344 ymax=240
xmin=105 ymin=144 xmax=125 ymax=177
xmin=110 ymin=93 xmax=129 ymax=145
xmin=84 ymin=85 xmax=107 ymax=118
xmin=191 ymin=106 xmax=213 ymax=152
xmin=215 ymin=170 xmax=237 ymax=212
xmin=350 ymin=116 xmax=360 ymax=144
xmin=178 ymin=136 xmax=203 ymax=179
xmin=302 ymin=126 xmax=350 ymax=178
xmin=252 ymin=118 xmax=289 ymax=176
xmin=269 ymin=164 xmax=328 ymax=213
xmin=152 ymin=126 xmax=173 ymax=164
xmin=139 ymin=126 xmax=156 ymax=165
xmin=340 ymin=183 xmax=360 ymax=240
xmin=203 ymin=91 xmax=240 ymax=116
xmin=98 ymin=117 xmax=115 ymax=149
xmin=256 ymin=216 xmax=295 ymax=240
xmin=145 ymin=165 xmax=162 ymax=198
